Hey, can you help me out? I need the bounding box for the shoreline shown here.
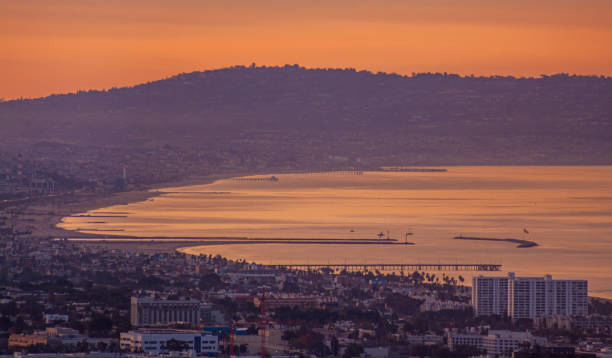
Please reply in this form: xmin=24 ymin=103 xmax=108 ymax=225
xmin=23 ymin=170 xmax=266 ymax=241
xmin=33 ymin=167 xmax=426 ymax=247
xmin=16 ymin=168 xmax=612 ymax=300
xmin=25 ymin=167 xmax=367 ymax=247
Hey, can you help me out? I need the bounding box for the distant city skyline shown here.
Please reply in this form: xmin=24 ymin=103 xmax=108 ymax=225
xmin=1 ymin=0 xmax=612 ymax=99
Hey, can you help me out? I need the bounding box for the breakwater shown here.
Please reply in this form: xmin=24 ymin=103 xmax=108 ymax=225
xmin=453 ymin=236 xmax=538 ymax=248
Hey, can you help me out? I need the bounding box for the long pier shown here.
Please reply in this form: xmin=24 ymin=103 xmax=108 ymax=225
xmin=263 ymin=263 xmax=501 ymax=272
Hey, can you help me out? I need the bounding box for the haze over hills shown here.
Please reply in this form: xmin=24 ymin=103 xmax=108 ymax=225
xmin=1 ymin=65 xmax=611 ymax=185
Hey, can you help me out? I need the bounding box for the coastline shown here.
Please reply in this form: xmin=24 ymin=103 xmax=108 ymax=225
xmin=23 ymin=168 xmax=326 ymax=249
xmin=15 ymin=167 xmax=612 ymax=300
xmin=30 ymin=167 xmax=424 ymax=252
xmin=23 ymin=171 xmax=257 ymax=241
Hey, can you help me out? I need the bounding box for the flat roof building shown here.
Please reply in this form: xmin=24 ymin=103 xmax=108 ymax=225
xmin=508 ymin=274 xmax=587 ymax=320
xmin=120 ymin=329 xmax=217 ymax=354
xmin=130 ymin=296 xmax=201 ymax=327
xmin=472 ymin=273 xmax=587 ymax=320
xmin=448 ymin=330 xmax=547 ymax=357
xmin=472 ymin=275 xmax=509 ymax=316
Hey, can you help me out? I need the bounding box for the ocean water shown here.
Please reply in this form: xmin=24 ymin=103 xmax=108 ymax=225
xmin=59 ymin=166 xmax=612 ymax=298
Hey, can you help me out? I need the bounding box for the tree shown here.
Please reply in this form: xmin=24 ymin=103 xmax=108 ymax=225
xmin=246 ymin=324 xmax=258 ymax=335
xmin=75 ymin=339 xmax=91 ymax=352
xmin=88 ymin=314 xmax=113 ymax=337
xmin=331 ymin=336 xmax=339 ymax=356
xmin=518 ymin=341 xmax=531 ymax=352
xmin=163 ymin=339 xmax=189 ymax=352
xmin=96 ymin=341 xmax=108 ymax=351
xmin=342 ymin=343 xmax=363 ymax=358
xmin=199 ymin=272 xmax=223 ymax=291
xmin=384 ymin=293 xmax=423 ymax=315
xmin=0 ymin=315 xmax=12 ymax=331
xmin=282 ymin=281 xmax=300 ymax=293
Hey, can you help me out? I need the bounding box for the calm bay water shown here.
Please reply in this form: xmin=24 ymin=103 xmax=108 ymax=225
xmin=59 ymin=167 xmax=612 ymax=298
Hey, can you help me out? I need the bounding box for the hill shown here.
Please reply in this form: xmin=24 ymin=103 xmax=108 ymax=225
xmin=1 ymin=65 xmax=611 ymax=185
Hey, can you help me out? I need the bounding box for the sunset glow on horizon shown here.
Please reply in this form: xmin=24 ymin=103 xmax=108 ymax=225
xmin=2 ymin=0 xmax=612 ymax=100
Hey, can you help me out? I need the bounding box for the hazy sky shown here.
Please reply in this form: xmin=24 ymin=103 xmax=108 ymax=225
xmin=1 ymin=0 xmax=611 ymax=99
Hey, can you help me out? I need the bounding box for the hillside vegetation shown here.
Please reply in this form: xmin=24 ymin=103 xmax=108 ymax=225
xmin=1 ymin=65 xmax=611 ymax=184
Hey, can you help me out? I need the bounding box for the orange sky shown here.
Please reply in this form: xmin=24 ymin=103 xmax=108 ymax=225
xmin=1 ymin=0 xmax=611 ymax=100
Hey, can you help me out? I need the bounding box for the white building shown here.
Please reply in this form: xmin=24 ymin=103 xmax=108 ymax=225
xmin=130 ymin=296 xmax=201 ymax=327
xmin=448 ymin=330 xmax=547 ymax=357
xmin=508 ymin=274 xmax=588 ymax=320
xmin=447 ymin=331 xmax=483 ymax=352
xmin=44 ymin=327 xmax=84 ymax=345
xmin=119 ymin=329 xmax=217 ymax=354
xmin=472 ymin=275 xmax=509 ymax=316
xmin=44 ymin=313 xmax=69 ymax=324
xmin=482 ymin=330 xmax=547 ymax=357
xmin=421 ymin=295 xmax=472 ymax=312
xmin=405 ymin=334 xmax=443 ymax=345
xmin=472 ymin=273 xmax=587 ymax=319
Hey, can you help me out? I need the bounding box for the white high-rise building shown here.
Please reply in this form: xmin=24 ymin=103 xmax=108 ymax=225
xmin=472 ymin=275 xmax=510 ymax=316
xmin=508 ymin=274 xmax=588 ymax=320
xmin=472 ymin=273 xmax=587 ymax=319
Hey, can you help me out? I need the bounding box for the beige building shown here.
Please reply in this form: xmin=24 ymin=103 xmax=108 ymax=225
xmin=130 ymin=296 xmax=201 ymax=327
xmin=8 ymin=334 xmax=48 ymax=348
xmin=232 ymin=329 xmax=289 ymax=355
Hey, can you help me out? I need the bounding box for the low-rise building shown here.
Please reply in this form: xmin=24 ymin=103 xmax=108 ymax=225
xmin=44 ymin=327 xmax=85 ymax=345
xmin=44 ymin=313 xmax=69 ymax=324
xmin=405 ymin=334 xmax=443 ymax=345
xmin=130 ymin=296 xmax=201 ymax=327
xmin=482 ymin=330 xmax=547 ymax=357
xmin=232 ymin=328 xmax=289 ymax=356
xmin=120 ymin=329 xmax=218 ymax=354
xmin=8 ymin=334 xmax=48 ymax=348
xmin=254 ymin=295 xmax=319 ymax=309
xmin=448 ymin=330 xmax=547 ymax=357
xmin=447 ymin=331 xmax=483 ymax=352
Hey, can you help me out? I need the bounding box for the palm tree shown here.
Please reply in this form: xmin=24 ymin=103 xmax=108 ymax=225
xmin=442 ymin=274 xmax=449 ymax=286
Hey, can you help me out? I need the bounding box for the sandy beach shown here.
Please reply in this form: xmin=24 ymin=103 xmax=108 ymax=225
xmin=19 ymin=169 xmax=302 ymax=251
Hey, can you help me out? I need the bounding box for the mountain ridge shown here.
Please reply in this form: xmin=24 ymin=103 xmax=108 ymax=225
xmin=3 ymin=65 xmax=611 ymax=104
xmin=0 ymin=65 xmax=611 ymax=185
